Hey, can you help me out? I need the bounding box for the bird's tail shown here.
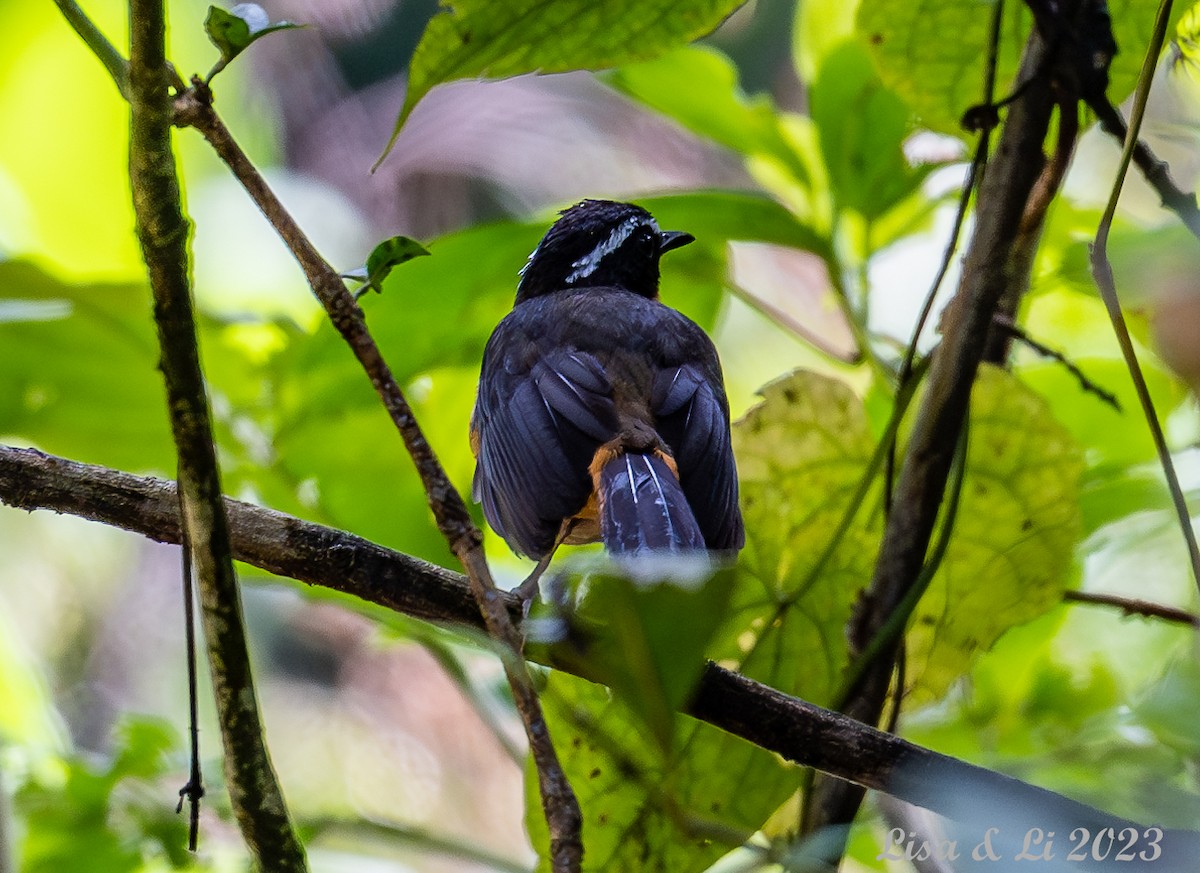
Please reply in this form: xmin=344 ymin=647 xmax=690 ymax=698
xmin=593 ymin=450 xmax=705 ymax=554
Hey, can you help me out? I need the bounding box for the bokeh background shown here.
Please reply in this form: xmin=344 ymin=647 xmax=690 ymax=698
xmin=3 ymin=0 xmax=1200 ymax=870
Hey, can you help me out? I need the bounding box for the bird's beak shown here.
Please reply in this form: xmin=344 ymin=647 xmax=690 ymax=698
xmin=658 ymin=231 xmax=695 ymax=254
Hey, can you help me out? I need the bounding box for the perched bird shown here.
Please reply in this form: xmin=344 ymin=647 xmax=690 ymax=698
xmin=471 ymin=200 xmax=744 ymax=575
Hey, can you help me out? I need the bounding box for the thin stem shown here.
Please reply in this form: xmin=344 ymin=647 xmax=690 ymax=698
xmin=1086 ymin=97 xmax=1200 ymax=240
xmin=175 ymin=512 xmax=204 ymax=850
xmin=1089 ymin=0 xmax=1200 ymax=598
xmin=51 ymin=0 xmax=130 ymax=99
xmin=1064 ymin=590 xmax=1200 ymax=627
xmin=173 ymin=83 xmax=583 ymax=871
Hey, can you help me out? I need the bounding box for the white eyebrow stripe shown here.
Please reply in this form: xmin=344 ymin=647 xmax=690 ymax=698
xmin=565 ymin=215 xmax=658 ymax=283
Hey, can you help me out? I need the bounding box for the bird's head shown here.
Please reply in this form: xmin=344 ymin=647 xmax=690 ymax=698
xmin=515 ymin=200 xmax=694 ymax=304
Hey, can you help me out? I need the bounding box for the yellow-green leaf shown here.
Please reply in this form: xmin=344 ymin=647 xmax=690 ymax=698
xmin=383 ymin=0 xmax=748 ymax=164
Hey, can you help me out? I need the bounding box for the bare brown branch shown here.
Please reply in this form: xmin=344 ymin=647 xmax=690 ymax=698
xmin=1065 ymin=590 xmax=1200 ymax=627
xmin=173 ymin=82 xmax=582 ymax=870
xmin=1088 ymin=94 xmax=1200 ymax=240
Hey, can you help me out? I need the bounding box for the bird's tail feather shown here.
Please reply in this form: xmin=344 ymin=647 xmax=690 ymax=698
xmin=596 ymin=452 xmax=705 ymax=553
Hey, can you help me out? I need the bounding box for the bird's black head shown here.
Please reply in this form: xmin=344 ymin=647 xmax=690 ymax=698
xmin=515 ymin=200 xmax=694 ymax=304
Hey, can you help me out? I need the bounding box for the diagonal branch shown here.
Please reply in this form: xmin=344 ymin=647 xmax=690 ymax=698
xmin=126 ymin=1 xmax=306 ymax=868
xmin=172 ymin=80 xmax=582 ymax=872
xmin=1087 ymin=93 xmax=1200 ymax=240
xmin=5 ymin=444 xmax=1200 ymax=869
xmin=52 ymin=0 xmax=130 ymax=99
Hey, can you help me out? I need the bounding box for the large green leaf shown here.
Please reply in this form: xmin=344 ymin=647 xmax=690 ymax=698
xmin=727 ymin=367 xmax=1084 ymax=707
xmin=385 ymin=0 xmax=749 ymax=159
xmin=535 ymin=560 xmax=735 ymax=755
xmin=809 ymin=41 xmax=934 ymax=221
xmin=857 ymin=0 xmax=1189 ymax=136
xmin=904 ymin=366 xmax=1085 ymax=700
xmin=728 ymin=370 xmax=879 ymax=706
xmin=524 ymin=670 xmax=795 ymax=873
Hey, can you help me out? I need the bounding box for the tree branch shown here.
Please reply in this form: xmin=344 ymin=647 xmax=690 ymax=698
xmin=1087 ymin=94 xmax=1200 ymax=240
xmin=1065 ymin=590 xmax=1200 ymax=626
xmin=803 ymin=19 xmax=1064 ymax=849
xmin=126 ymin=3 xmax=307 ymax=868
xmin=172 ymin=81 xmax=582 ymax=871
xmin=4 ymin=444 xmax=1200 ymax=868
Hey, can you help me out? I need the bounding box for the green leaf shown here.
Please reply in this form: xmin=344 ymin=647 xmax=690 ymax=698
xmin=728 ymin=367 xmax=1084 ymax=706
xmin=17 ymin=717 xmax=187 ymax=873
xmin=0 ymin=261 xmax=175 ymax=472
xmin=205 ymin=4 xmax=301 ymax=78
xmin=857 ymin=0 xmax=1188 ymax=136
xmin=794 ymin=0 xmax=860 ymax=81
xmin=809 ymin=41 xmax=933 ymax=220
xmin=524 ymin=671 xmax=795 ymax=873
xmin=729 ymin=370 xmax=879 ymax=705
xmin=607 ymin=47 xmax=812 ymax=187
xmin=534 ymin=559 xmax=735 ymax=754
xmin=904 ymin=366 xmax=1085 ymax=700
xmin=383 ymin=0 xmax=749 ymax=163
xmin=1136 ymin=657 xmax=1200 ymax=756
xmin=344 ymin=235 xmax=431 ymax=296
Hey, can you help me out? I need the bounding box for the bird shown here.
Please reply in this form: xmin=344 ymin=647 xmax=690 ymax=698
xmin=470 ymin=199 xmax=744 ymax=586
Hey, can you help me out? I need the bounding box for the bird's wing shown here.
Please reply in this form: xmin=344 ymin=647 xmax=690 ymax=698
xmin=652 ymin=363 xmax=745 ymax=552
xmin=472 ymin=347 xmax=616 ymax=557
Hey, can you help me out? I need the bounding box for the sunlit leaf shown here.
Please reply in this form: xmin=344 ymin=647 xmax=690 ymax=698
xmin=0 ymin=261 xmax=174 ymax=472
xmin=794 ymin=0 xmax=861 ymax=81
xmin=727 ymin=367 xmax=1084 ymax=705
xmin=384 ymin=0 xmax=749 ymax=162
xmin=524 ymin=670 xmax=794 ymax=872
xmin=904 ymin=366 xmax=1085 ymax=699
xmin=728 ymin=370 xmax=878 ymax=705
xmin=344 ymin=235 xmax=431 ymax=296
xmin=857 ymin=0 xmax=1188 ymax=136
xmin=810 ymin=42 xmax=934 ymax=220
xmin=205 ymin=4 xmax=301 ymax=78
xmin=535 ymin=558 xmax=735 ymax=754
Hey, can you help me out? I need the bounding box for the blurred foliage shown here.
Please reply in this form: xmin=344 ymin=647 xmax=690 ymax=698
xmin=13 ymin=719 xmax=198 ymax=873
xmin=2 ymin=0 xmax=1200 ymax=871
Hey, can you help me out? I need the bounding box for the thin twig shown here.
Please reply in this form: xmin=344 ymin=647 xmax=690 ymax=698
xmin=174 ymin=517 xmax=204 ymax=850
xmin=995 ymin=315 xmax=1121 ymax=409
xmin=127 ymin=2 xmax=307 ymax=867
xmin=1089 ymin=0 xmax=1200 ymax=598
xmin=7 ymin=445 xmax=1200 ymax=870
xmin=1064 ymin=590 xmax=1200 ymax=627
xmin=1087 ymin=95 xmax=1200 ymax=240
xmin=51 ymin=0 xmax=130 ymax=99
xmin=173 ymin=82 xmax=583 ymax=872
